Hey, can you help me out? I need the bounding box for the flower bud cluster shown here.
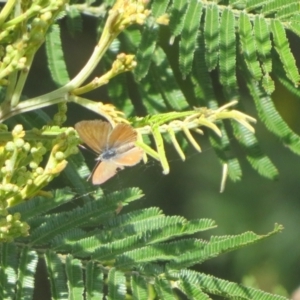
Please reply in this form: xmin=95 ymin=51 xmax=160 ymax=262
xmin=0 ymin=123 xmax=79 ymax=241
xmin=107 ymin=0 xmax=150 ymax=34
xmin=0 ymin=0 xmax=67 ymax=80
xmin=112 ymin=53 xmax=137 ymax=74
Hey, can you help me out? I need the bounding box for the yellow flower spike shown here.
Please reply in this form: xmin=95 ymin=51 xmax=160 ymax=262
xmin=215 ymin=111 xmax=256 ymax=133
xmin=220 ymin=163 xmax=228 ymax=193
xmin=193 ymin=128 xmax=204 ymax=135
xmin=70 ymin=97 xmax=127 ymax=126
xmin=106 ymin=0 xmax=148 ymax=34
xmin=135 ymin=140 xmax=160 ymax=161
xmin=73 ymin=54 xmax=137 ymax=96
xmin=196 ymin=117 xmax=222 ymax=137
xmin=166 ymin=126 xmax=185 ymax=161
xmin=136 ymin=131 xmax=148 ymax=163
xmin=151 ymin=125 xmax=170 ymax=174
xmin=182 ymin=126 xmax=201 ymax=152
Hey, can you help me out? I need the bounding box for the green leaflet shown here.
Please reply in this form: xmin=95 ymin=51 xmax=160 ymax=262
xmin=169 ymin=0 xmax=188 ymax=38
xmin=178 ymin=267 xmax=287 ymax=300
xmin=219 ymin=8 xmax=237 ymax=95
xmin=262 ymin=0 xmax=300 ymax=16
xmin=204 ymin=3 xmax=219 ymax=71
xmin=45 ymin=251 xmax=69 ymax=300
xmin=179 ymin=0 xmax=203 ymax=77
xmin=131 ymin=275 xmax=148 ymax=300
xmin=246 ymin=0 xmax=269 ymax=12
xmin=231 ymin=121 xmax=279 ymax=180
xmin=107 ymin=268 xmax=126 ymax=300
xmin=253 ymin=15 xmax=274 ymax=93
xmin=134 ymin=21 xmax=159 ymax=81
xmin=276 ymin=2 xmax=299 ymax=20
xmin=134 ymin=0 xmax=170 ymax=80
xmin=16 ymin=248 xmax=38 ymax=300
xmin=177 ymin=280 xmax=210 ymax=300
xmin=154 ymin=278 xmax=175 ymax=299
xmin=107 ymin=73 xmax=135 ymax=117
xmin=0 ymin=243 xmax=18 ymax=300
xmin=8 ymin=188 xmax=75 ymax=221
xmin=85 ymin=262 xmax=104 ymax=300
xmin=65 ymin=256 xmax=84 ymax=300
xmin=66 ymin=6 xmax=82 ymax=37
xmin=192 ymin=36 xmax=242 ymax=182
xmin=45 ymin=24 xmax=70 ymax=87
xmin=239 ymin=12 xmax=262 ymax=80
xmin=151 ymin=0 xmax=170 ymax=18
xmin=246 ymin=67 xmax=300 ymax=155
xmin=270 ymin=19 xmax=300 ymax=86
xmin=150 ymin=48 xmax=190 ymax=111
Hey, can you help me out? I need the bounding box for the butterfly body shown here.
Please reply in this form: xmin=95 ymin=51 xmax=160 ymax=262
xmin=75 ymin=120 xmax=143 ymax=184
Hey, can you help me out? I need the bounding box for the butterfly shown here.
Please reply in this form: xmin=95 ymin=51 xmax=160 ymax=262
xmin=75 ymin=120 xmax=144 ymax=185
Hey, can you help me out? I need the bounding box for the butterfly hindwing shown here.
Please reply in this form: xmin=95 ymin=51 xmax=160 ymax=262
xmin=112 ymin=147 xmax=144 ymax=166
xmin=92 ymin=160 xmax=123 ymax=185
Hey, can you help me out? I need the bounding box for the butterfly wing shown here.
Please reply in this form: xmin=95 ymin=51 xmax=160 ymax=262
xmin=75 ymin=120 xmax=112 ymax=154
xmin=112 ymin=146 xmax=144 ymax=166
xmin=108 ymin=123 xmax=138 ymax=149
xmin=92 ymin=160 xmax=123 ymax=185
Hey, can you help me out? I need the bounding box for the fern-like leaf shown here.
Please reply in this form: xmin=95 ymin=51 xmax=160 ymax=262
xmin=16 ymin=248 xmax=38 ymax=300
xmin=65 ymin=255 xmax=84 ymax=300
xmin=45 ymin=24 xmax=70 ymax=87
xmin=270 ymin=19 xmax=300 ymax=86
xmin=107 ymin=268 xmax=126 ymax=300
xmin=204 ymin=3 xmax=219 ymax=71
xmin=219 ymin=8 xmax=237 ymax=95
xmin=85 ymin=262 xmax=104 ymax=300
xmin=179 ymin=0 xmax=203 ymax=77
xmin=169 ymin=0 xmax=188 ymax=39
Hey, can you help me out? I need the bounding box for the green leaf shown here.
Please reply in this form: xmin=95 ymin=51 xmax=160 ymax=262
xmin=178 ymin=280 xmax=210 ymax=300
xmin=0 ymin=243 xmax=18 ymax=300
xmin=45 ymin=251 xmax=68 ymax=300
xmin=131 ymin=274 xmax=148 ymax=300
xmin=179 ymin=0 xmax=203 ymax=77
xmin=154 ymin=278 xmax=175 ymax=299
xmin=219 ymin=8 xmax=237 ymax=95
xmin=270 ymin=19 xmax=300 ymax=86
xmin=65 ymin=255 xmax=84 ymax=300
xmin=150 ymin=48 xmax=190 ymax=110
xmin=66 ymin=6 xmax=82 ymax=37
xmin=246 ymin=70 xmax=300 ymax=155
xmin=231 ymin=121 xmax=279 ymax=179
xmin=9 ymin=188 xmax=75 ymax=221
xmin=134 ymin=21 xmax=159 ymax=80
xmin=204 ymin=3 xmax=219 ymax=71
xmin=178 ymin=269 xmax=288 ymax=300
xmin=107 ymin=268 xmax=126 ymax=300
xmin=16 ymin=248 xmax=38 ymax=300
xmin=85 ymin=262 xmax=103 ymax=300
xmin=169 ymin=0 xmax=188 ymax=38
xmin=45 ymin=24 xmax=70 ymax=87
xmin=239 ymin=12 xmax=262 ymax=80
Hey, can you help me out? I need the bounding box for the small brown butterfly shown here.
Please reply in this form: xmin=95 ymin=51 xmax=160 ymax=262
xmin=75 ymin=120 xmax=143 ymax=185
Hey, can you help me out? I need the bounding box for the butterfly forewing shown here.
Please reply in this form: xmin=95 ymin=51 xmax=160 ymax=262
xmin=75 ymin=120 xmax=112 ymax=154
xmin=108 ymin=123 xmax=138 ymax=149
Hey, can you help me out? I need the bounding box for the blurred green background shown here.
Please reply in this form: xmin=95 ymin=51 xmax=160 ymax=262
xmin=23 ymin=13 xmax=300 ymax=299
